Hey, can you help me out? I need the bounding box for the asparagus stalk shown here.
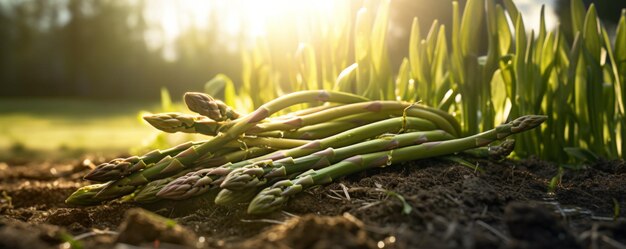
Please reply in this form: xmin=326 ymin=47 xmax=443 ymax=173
xmin=253 ymin=113 xmax=390 ymax=139
xmin=132 ymin=140 xmax=317 ymax=204
xmin=156 ymin=116 xmax=438 ymax=200
xmin=462 ymin=139 xmax=516 ymax=160
xmin=144 ymin=111 xmax=392 ymax=140
xmin=247 ymin=115 xmax=547 ymax=214
xmin=84 ymin=136 xmax=310 ymax=182
xmin=84 ymin=141 xmax=200 ymax=182
xmin=248 ymin=101 xmax=461 ymax=137
xmin=145 ymin=101 xmax=456 ymax=140
xmin=132 ymin=178 xmax=174 ymax=203
xmin=66 ymin=146 xmax=275 ymax=205
xmin=66 ymin=90 xmax=368 ymax=205
xmin=218 ymin=130 xmax=454 ymax=191
xmin=271 ymin=104 xmax=338 ymax=119
xmin=215 ymin=139 xmax=515 ymax=205
xmin=254 ymin=112 xmax=397 ymax=139
xmin=145 ymin=100 xmax=460 ymax=142
xmin=144 ymin=103 xmax=344 ymax=136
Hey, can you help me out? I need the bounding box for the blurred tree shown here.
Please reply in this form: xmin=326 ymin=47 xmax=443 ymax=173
xmin=0 ymin=0 xmax=241 ymax=100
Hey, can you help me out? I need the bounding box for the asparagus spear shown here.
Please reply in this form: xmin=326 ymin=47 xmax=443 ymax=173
xmin=214 ymin=188 xmax=261 ymax=206
xmin=66 ymin=90 xmax=368 ymax=205
xmin=156 ymin=116 xmax=438 ymax=200
xmin=215 ymin=139 xmax=516 ymax=205
xmin=84 ymin=141 xmax=199 ymax=182
xmin=462 ymin=139 xmax=516 ymax=160
xmin=142 ymin=112 xmax=224 ymax=136
xmin=249 ymin=101 xmax=461 ymax=137
xmin=271 ymin=104 xmax=338 ymax=119
xmin=84 ymin=136 xmax=310 ymax=182
xmin=184 ymin=92 xmax=240 ymax=121
xmin=131 ymin=168 xmax=196 ymax=204
xmin=144 ymin=111 xmax=391 ymax=139
xmin=144 ymin=103 xmax=344 ymax=136
xmin=132 ymin=177 xmax=178 ymax=203
xmin=247 ymin=115 xmax=547 ymax=214
xmin=126 ymin=134 xmax=334 ymax=202
xmin=146 ymin=100 xmax=460 ymax=141
xmin=254 ymin=112 xmax=397 ymax=139
xmin=67 ymin=146 xmax=275 ymax=205
xmin=218 ymin=130 xmax=454 ymax=191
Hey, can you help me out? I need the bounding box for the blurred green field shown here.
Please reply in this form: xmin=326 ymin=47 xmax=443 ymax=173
xmin=0 ymin=98 xmax=168 ymax=160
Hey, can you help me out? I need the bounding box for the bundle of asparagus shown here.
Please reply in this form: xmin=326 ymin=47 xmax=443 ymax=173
xmin=66 ymin=90 xmax=546 ymax=214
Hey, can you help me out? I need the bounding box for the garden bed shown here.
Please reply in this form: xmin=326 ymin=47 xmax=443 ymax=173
xmin=1 ymin=156 xmax=624 ymax=249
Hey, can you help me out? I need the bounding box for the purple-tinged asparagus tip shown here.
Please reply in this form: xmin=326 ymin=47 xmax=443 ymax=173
xmin=215 ymin=188 xmax=258 ymax=206
xmin=84 ymin=158 xmax=136 ymax=182
xmin=247 ymin=181 xmax=293 ymax=214
xmin=220 ymin=166 xmax=266 ymax=190
xmin=157 ymin=171 xmax=210 ymax=200
xmin=510 ymin=115 xmax=547 ymax=133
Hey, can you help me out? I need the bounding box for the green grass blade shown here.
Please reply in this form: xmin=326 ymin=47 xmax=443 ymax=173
xmin=409 ymin=17 xmax=423 ymax=85
xmin=460 ymin=0 xmax=484 ymax=57
xmin=502 ymin=0 xmax=520 ymax=22
xmin=354 ymin=7 xmax=372 ymax=95
xmin=296 ymin=43 xmax=320 ymax=91
xmin=490 ymin=69 xmax=511 ymax=125
xmin=395 ymin=57 xmax=411 ymax=101
xmin=204 ymin=74 xmax=228 ymax=98
xmin=160 ymin=87 xmax=173 ymax=113
xmin=451 ymin=1 xmax=464 ymax=84
xmin=571 ymin=0 xmax=586 ymax=35
xmin=496 ymin=5 xmax=512 ymax=56
xmin=335 ymin=63 xmax=358 ymax=93
xmin=432 ymin=25 xmax=449 ymax=104
xmin=583 ymin=5 xmax=601 ymax=63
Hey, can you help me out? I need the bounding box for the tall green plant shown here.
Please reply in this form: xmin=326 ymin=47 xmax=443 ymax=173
xmin=211 ymin=0 xmax=626 ymax=162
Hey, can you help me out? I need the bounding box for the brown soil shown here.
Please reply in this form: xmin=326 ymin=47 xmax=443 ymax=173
xmin=0 ymin=156 xmax=624 ymax=249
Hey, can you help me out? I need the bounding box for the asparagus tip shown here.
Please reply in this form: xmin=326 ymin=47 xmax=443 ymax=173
xmin=184 ymin=92 xmax=239 ymax=121
xmin=83 ymin=159 xmax=124 ymax=181
xmin=220 ymin=166 xmax=266 ymax=190
xmin=156 ymin=172 xmax=212 ymax=200
xmin=510 ymin=115 xmax=547 ymax=133
xmin=247 ymin=187 xmax=286 ymax=215
xmin=214 ymin=188 xmax=258 ymax=206
xmin=143 ymin=112 xmax=198 ymax=133
xmin=65 ymin=184 xmax=108 ymax=206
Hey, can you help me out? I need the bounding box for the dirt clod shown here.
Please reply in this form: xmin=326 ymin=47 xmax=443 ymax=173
xmin=0 ymin=217 xmax=64 ymax=249
xmin=115 ymin=208 xmax=199 ymax=248
xmin=505 ymin=202 xmax=581 ymax=249
xmin=239 ymin=213 xmax=376 ymax=249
